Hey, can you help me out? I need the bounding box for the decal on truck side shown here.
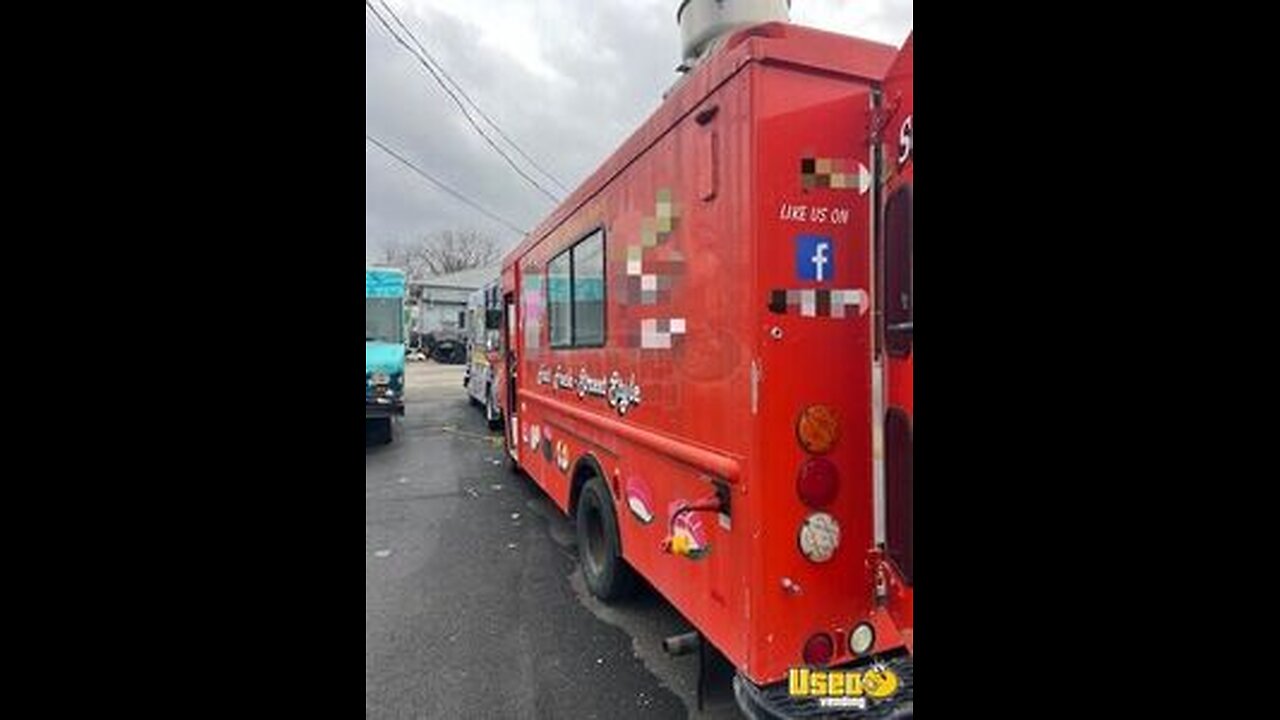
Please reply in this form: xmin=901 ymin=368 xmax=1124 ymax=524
xmin=795 ymin=235 xmax=835 ymax=282
xmin=768 ymin=288 xmax=869 ymax=318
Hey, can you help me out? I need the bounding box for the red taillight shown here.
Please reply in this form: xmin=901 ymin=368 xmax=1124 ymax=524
xmin=796 ymin=457 xmax=838 ymax=508
xmin=802 ymin=633 xmax=834 ymax=666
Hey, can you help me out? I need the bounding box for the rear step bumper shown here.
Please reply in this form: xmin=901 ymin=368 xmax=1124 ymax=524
xmin=733 ymin=653 xmax=913 ymax=720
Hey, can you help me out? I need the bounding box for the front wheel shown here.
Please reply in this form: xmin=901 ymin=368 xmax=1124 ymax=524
xmin=366 ymin=417 xmax=392 ymax=445
xmin=576 ymin=476 xmax=636 ymax=601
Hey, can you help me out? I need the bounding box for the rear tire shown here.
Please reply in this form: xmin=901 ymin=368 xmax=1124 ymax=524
xmin=576 ymin=476 xmax=636 ymax=601
xmin=485 ymin=386 xmax=503 ymax=430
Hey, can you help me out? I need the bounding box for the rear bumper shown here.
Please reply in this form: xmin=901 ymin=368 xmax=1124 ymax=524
xmin=365 ymin=400 xmax=404 ymax=418
xmin=733 ymin=653 xmax=913 ymax=720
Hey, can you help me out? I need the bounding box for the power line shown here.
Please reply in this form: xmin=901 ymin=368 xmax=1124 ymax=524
xmin=366 ymin=0 xmax=563 ymax=204
xmin=376 ymin=0 xmax=570 ymax=194
xmin=366 ymin=133 xmax=528 ymax=237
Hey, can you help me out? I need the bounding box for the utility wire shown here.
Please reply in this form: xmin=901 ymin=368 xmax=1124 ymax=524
xmin=366 ymin=0 xmax=562 ymax=204
xmin=377 ymin=0 xmax=569 ymax=194
xmin=366 ymin=133 xmax=528 ymax=237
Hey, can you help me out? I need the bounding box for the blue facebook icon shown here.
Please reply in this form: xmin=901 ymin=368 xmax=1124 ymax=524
xmin=795 ymin=235 xmax=834 ymax=282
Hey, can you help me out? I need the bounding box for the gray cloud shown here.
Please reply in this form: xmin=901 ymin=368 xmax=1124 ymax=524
xmin=366 ymin=1 xmax=912 ymax=261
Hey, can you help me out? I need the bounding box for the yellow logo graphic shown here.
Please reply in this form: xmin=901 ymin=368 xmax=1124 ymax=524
xmin=861 ymin=667 xmax=899 ymax=698
xmin=788 ymin=665 xmax=900 ymax=701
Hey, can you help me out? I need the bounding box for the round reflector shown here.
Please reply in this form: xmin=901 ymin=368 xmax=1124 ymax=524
xmin=797 ymin=405 xmax=840 ymax=454
xmin=797 ymin=457 xmax=839 ymax=508
xmin=803 ymin=633 xmax=834 ymax=666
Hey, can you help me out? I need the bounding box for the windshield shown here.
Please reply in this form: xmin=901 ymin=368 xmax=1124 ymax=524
xmin=366 ymin=297 xmax=403 ymax=343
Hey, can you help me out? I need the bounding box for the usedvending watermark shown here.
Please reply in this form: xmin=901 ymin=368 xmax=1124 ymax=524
xmin=788 ymin=662 xmax=900 ymax=710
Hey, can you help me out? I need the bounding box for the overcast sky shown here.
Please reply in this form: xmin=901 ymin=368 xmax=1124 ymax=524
xmin=365 ymin=0 xmax=913 ymax=261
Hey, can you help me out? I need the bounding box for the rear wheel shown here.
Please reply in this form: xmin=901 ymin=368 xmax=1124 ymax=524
xmin=485 ymin=385 xmax=502 ymax=430
xmin=576 ymin=476 xmax=636 ymax=601
xmin=500 ymin=416 xmax=520 ymax=474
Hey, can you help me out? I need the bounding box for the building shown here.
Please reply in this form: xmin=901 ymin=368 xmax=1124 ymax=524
xmin=405 ymin=264 xmax=501 ymax=345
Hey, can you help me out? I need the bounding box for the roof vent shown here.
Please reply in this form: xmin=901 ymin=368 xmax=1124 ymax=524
xmin=676 ymin=0 xmax=790 ymax=70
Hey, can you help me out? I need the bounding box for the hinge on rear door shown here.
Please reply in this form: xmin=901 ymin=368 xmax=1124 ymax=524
xmin=868 ymin=91 xmax=903 ymax=145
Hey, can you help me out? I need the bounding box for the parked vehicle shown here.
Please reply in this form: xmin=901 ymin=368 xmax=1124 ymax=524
xmin=366 ymin=267 xmax=406 ymax=444
xmin=496 ymin=6 xmax=913 ymax=717
xmin=463 ymin=280 xmax=504 ymax=429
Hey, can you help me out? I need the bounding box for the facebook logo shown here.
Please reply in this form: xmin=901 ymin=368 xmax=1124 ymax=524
xmin=795 ymin=235 xmax=834 ymax=282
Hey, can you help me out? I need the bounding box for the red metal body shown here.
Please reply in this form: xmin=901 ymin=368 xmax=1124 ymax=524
xmin=878 ymin=31 xmax=914 ymax=656
xmin=498 ymin=22 xmax=912 ymax=692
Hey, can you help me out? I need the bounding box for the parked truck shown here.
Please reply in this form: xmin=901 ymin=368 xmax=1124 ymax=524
xmin=366 ymin=267 xmax=406 ymax=444
xmin=463 ymin=279 xmax=504 ymax=429
xmin=495 ymin=2 xmax=913 ymax=716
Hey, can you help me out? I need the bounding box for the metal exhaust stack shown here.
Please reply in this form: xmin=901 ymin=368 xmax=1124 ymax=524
xmin=676 ymin=0 xmax=790 ymax=72
xmin=662 ymin=631 xmax=701 ymax=656
xmin=663 ymin=631 xmax=711 ymax=710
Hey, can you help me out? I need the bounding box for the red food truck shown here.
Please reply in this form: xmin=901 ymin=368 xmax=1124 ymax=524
xmin=496 ymin=5 xmax=913 ymax=716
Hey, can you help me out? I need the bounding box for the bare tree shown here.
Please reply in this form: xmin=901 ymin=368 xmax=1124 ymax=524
xmin=376 ymin=240 xmax=428 ymax=280
xmin=418 ymin=229 xmax=502 ymax=276
xmin=376 ymin=230 xmax=501 ymax=280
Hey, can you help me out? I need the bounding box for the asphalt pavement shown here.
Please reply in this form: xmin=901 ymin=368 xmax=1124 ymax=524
xmin=366 ymin=361 xmax=740 ymax=719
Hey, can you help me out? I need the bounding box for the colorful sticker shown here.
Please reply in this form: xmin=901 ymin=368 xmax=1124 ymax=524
xmin=555 ymin=441 xmax=570 ymax=473
xmin=625 ymin=476 xmax=655 ymax=524
xmin=540 ymin=426 xmax=555 ymax=462
xmin=521 ymin=269 xmax=544 ymax=350
xmin=668 ymin=499 xmax=711 ymax=559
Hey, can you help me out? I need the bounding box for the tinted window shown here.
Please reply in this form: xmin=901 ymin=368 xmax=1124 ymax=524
xmin=572 ymin=230 xmax=605 ymax=346
xmin=547 ymin=229 xmax=607 ymax=348
xmin=547 ymin=252 xmax=572 ymax=347
xmin=885 ymin=183 xmax=913 ymax=356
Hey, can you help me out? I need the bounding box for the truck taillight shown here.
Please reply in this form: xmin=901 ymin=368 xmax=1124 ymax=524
xmin=798 ymin=512 xmax=840 ymax=563
xmin=849 ymin=622 xmax=876 ymax=656
xmin=803 ymin=633 xmax=834 ymax=666
xmin=796 ymin=457 xmax=838 ymax=508
xmin=796 ymin=405 xmax=839 ymax=455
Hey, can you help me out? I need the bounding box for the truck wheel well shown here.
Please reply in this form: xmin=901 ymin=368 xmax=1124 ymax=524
xmin=569 ymin=453 xmax=607 ymax=517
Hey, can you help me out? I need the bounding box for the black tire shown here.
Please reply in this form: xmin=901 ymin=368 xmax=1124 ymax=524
xmin=502 ymin=423 xmax=523 ymax=475
xmin=576 ymin=476 xmax=636 ymax=601
xmin=485 ymin=386 xmax=503 ymax=430
xmin=366 ymin=417 xmax=392 ymax=445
